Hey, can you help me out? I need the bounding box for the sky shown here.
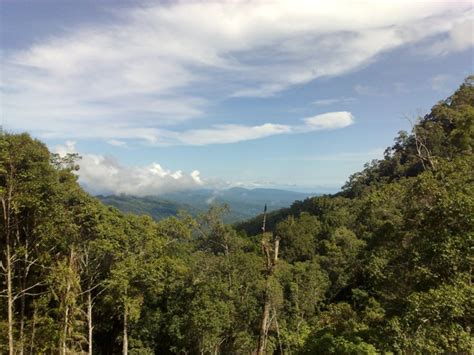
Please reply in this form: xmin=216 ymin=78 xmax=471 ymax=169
xmin=1 ymin=0 xmax=473 ymax=195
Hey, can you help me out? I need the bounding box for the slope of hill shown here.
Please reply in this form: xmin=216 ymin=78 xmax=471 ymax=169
xmin=237 ymin=76 xmax=474 ymax=236
xmin=96 ymin=195 xmax=196 ymax=220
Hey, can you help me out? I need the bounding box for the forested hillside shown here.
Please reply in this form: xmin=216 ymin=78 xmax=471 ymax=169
xmin=97 ymin=194 xmax=197 ymax=222
xmin=1 ymin=77 xmax=473 ymax=354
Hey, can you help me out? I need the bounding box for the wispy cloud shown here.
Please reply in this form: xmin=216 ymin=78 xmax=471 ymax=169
xmin=312 ymin=97 xmax=355 ymax=106
xmin=354 ymin=84 xmax=385 ymax=97
xmin=168 ymin=111 xmax=354 ymax=145
xmin=3 ymin=0 xmax=473 ymax=143
xmin=430 ymin=74 xmax=456 ymax=93
xmin=31 ymin=111 xmax=356 ymax=145
xmin=107 ymin=139 xmax=128 ymax=147
xmin=172 ymin=123 xmax=292 ymax=145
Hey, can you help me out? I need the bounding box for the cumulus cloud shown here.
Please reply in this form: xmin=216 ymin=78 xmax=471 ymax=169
xmin=3 ymin=0 xmax=473 ymax=142
xmin=54 ymin=142 xmax=204 ymax=196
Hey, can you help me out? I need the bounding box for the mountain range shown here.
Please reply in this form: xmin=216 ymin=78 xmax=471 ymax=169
xmin=97 ymin=187 xmax=319 ymax=222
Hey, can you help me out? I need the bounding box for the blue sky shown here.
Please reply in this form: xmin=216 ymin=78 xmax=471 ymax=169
xmin=1 ymin=0 xmax=473 ymax=195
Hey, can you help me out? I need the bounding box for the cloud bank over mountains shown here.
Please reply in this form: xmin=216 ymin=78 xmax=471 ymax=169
xmin=3 ymin=0 xmax=473 ymax=144
xmin=55 ymin=141 xmax=204 ymax=196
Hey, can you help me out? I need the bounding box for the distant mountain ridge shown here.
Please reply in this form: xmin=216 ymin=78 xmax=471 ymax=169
xmin=97 ymin=187 xmax=318 ymax=222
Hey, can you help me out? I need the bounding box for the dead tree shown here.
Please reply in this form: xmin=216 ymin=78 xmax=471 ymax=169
xmin=406 ymin=115 xmax=436 ymax=170
xmin=256 ymin=205 xmax=281 ymax=355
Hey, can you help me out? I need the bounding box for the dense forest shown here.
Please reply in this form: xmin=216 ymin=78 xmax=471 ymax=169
xmin=1 ymin=77 xmax=473 ymax=354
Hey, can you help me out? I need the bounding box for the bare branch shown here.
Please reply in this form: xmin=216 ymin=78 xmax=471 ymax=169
xmin=13 ymin=282 xmax=46 ymax=301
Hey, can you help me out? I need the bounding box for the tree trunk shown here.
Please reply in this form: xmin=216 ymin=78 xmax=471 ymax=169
xmin=61 ymin=249 xmax=74 ymax=355
xmin=19 ymin=283 xmax=25 ymax=355
xmin=256 ymin=290 xmax=271 ymax=355
xmin=19 ymin=242 xmax=28 ymax=355
xmin=2 ymin=196 xmax=15 ymax=355
xmin=62 ymin=304 xmax=69 ymax=355
xmin=123 ymin=305 xmax=128 ymax=355
xmin=87 ymin=290 xmax=93 ymax=355
xmin=6 ymin=241 xmax=14 ymax=355
xmin=30 ymin=303 xmax=37 ymax=354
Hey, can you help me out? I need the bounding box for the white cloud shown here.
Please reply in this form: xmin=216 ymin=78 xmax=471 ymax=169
xmin=429 ymin=19 xmax=474 ymax=55
xmin=55 ymin=140 xmax=77 ymax=156
xmin=3 ymin=0 xmax=472 ymax=142
xmin=46 ymin=111 xmax=354 ymax=145
xmin=54 ymin=142 xmax=204 ymax=196
xmin=159 ymin=111 xmax=354 ymax=145
xmin=173 ymin=123 xmax=292 ymax=145
xmin=179 ymin=111 xmax=355 ymax=145
xmin=301 ymin=112 xmax=354 ymax=131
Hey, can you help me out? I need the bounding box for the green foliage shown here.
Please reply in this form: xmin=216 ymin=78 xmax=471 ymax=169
xmin=300 ymin=303 xmax=378 ymax=354
xmin=97 ymin=194 xmax=197 ymax=222
xmin=275 ymin=213 xmax=321 ymax=263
